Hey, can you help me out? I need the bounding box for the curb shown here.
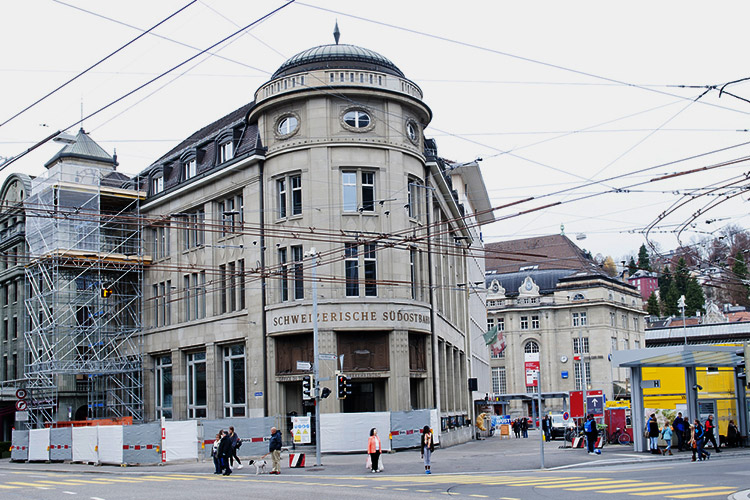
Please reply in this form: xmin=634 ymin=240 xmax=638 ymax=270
xmin=730 ymin=489 xmax=750 ymax=500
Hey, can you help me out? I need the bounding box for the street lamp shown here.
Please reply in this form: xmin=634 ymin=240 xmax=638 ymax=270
xmin=304 ymin=247 xmax=322 ymax=466
xmin=678 ymin=295 xmax=687 ymax=345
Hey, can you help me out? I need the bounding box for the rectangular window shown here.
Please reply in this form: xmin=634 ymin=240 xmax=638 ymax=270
xmin=223 ymin=344 xmax=246 ymax=417
xmin=11 ymin=316 xmax=16 ymax=339
xmin=184 ymin=275 xmax=191 ymax=322
xmin=345 ymin=243 xmax=359 ymax=297
xmin=634 ymin=340 xmax=640 ymax=349
xmin=218 ymin=193 xmax=244 ymax=236
xmin=633 ymin=317 xmax=639 ymax=331
xmin=410 ymin=248 xmax=417 ymax=299
xmin=361 ymin=172 xmax=375 ymax=212
xmin=497 ymin=317 xmax=505 ymax=331
xmin=492 ymin=367 xmax=507 ymax=394
xmin=292 ymin=245 xmax=304 ymax=300
xmin=218 ymin=141 xmax=234 ymax=163
xmin=238 ymin=259 xmax=246 ymax=310
xmin=219 ymin=264 xmax=227 ymax=314
xmin=152 ymin=176 xmax=164 ymax=194
xmin=610 ymin=312 xmax=616 ymax=327
xmin=291 ymin=175 xmax=302 ymax=216
xmin=622 ymin=314 xmax=628 ymax=329
xmin=531 ymin=315 xmax=540 ymax=329
xmin=277 ymin=178 xmax=287 ymax=219
xmin=572 ymin=311 xmax=587 ymax=326
xmin=186 ymin=352 xmax=207 ymax=419
xmin=342 ymin=171 xmax=357 ymax=212
xmin=520 ymin=316 xmax=529 ymax=330
xmin=155 ymin=355 xmax=173 ymax=419
xmin=181 ymin=209 xmax=204 ymax=250
xmin=183 ymin=159 xmax=196 ymax=180
xmin=197 ymin=271 xmax=206 ymax=319
xmin=574 ymin=361 xmax=592 ymax=390
xmin=573 ymin=337 xmax=590 ymax=354
xmin=152 ymin=284 xmax=159 ymax=327
xmin=2 ymin=317 xmax=6 ymax=342
xmin=279 ymin=248 xmax=288 ymax=301
xmin=611 ymin=337 xmax=618 ymax=351
xmin=228 ymin=262 xmax=236 ymax=312
xmin=408 ymin=179 xmax=423 ymax=218
xmin=364 ymin=243 xmax=377 ymax=296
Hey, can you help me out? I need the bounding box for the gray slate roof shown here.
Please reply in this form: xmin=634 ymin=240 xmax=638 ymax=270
xmin=272 ymin=44 xmax=405 ymax=79
xmin=45 ymin=128 xmax=116 ymax=169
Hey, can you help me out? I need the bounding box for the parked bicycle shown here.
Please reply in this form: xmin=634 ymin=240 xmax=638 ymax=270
xmin=607 ymin=427 xmax=631 ymax=445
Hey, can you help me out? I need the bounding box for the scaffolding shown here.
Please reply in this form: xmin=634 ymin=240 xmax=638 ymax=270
xmin=23 ymin=158 xmax=146 ymax=428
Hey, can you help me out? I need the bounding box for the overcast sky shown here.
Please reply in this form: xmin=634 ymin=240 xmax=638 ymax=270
xmin=2 ymin=0 xmax=750 ymax=261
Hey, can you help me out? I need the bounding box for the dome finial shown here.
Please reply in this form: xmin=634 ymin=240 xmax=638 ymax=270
xmin=333 ymin=20 xmax=340 ymax=44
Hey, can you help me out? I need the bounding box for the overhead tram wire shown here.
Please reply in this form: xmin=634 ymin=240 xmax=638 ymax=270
xmin=295 ymin=2 xmax=750 ymax=118
xmin=0 ymin=0 xmax=198 ymax=129
xmin=0 ymin=1 xmax=296 ymax=173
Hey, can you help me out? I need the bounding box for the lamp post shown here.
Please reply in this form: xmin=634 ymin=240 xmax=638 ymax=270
xmin=678 ymin=295 xmax=687 ymax=345
xmin=305 ymin=247 xmax=321 ymax=466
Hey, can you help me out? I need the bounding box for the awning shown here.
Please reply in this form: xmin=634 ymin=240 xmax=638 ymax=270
xmin=611 ymin=344 xmax=742 ymax=368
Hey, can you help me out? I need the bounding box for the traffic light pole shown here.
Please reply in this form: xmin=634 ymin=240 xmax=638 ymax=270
xmin=308 ymin=248 xmax=321 ymax=466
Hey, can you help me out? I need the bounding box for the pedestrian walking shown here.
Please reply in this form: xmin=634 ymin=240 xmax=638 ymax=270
xmin=542 ymin=415 xmax=552 ymax=442
xmin=692 ymin=419 xmax=709 ymax=461
xmin=420 ymin=425 xmax=434 ymax=474
xmin=367 ymin=428 xmax=382 ymax=473
xmin=660 ymin=420 xmax=673 ymax=455
xmin=647 ymin=413 xmax=660 ymax=454
xmin=672 ymin=412 xmax=685 ymax=451
xmin=584 ymin=414 xmax=598 ymax=454
xmin=521 ymin=417 xmax=529 ymax=438
xmin=228 ymin=426 xmax=243 ymax=469
xmin=218 ymin=430 xmax=233 ymax=476
xmin=269 ymin=426 xmax=282 ymax=474
xmin=704 ymin=415 xmax=721 ymax=452
xmin=211 ymin=432 xmax=222 ymax=474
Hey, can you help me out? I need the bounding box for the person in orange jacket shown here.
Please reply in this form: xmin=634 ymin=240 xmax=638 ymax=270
xmin=367 ymin=428 xmax=382 ymax=473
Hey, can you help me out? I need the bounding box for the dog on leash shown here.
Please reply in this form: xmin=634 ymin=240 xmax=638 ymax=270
xmin=247 ymin=459 xmax=268 ymax=475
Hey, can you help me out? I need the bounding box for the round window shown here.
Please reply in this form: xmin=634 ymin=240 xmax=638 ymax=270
xmin=343 ymin=110 xmax=370 ymax=128
xmin=277 ymin=115 xmax=299 ymax=136
xmin=406 ymin=120 xmax=419 ymax=144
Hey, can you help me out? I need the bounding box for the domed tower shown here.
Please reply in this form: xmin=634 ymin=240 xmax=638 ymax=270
xmin=253 ymin=35 xmax=436 ymax=418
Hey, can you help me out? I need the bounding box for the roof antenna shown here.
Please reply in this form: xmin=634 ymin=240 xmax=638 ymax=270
xmin=333 ymin=20 xmax=340 ymax=45
xmin=80 ymin=97 xmax=85 ymax=133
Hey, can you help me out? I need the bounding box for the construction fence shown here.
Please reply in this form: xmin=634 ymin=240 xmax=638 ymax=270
xmin=10 ymin=410 xmax=438 ymax=465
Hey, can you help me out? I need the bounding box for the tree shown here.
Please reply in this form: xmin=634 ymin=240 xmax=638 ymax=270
xmin=602 ymin=256 xmax=617 ymax=277
xmin=664 ymin=281 xmax=680 ymax=316
xmin=659 ymin=265 xmax=672 ymax=304
xmin=647 ymin=292 xmax=660 ymax=317
xmin=637 ymin=244 xmax=651 ymax=271
xmin=674 ymin=257 xmax=690 ymax=295
xmin=627 ymin=256 xmax=637 ymax=275
xmin=728 ymin=251 xmax=750 ymax=307
xmin=684 ymin=276 xmax=705 ymax=316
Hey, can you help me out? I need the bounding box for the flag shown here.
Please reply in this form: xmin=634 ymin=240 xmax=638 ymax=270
xmin=490 ymin=331 xmax=506 ymax=357
xmin=483 ymin=325 xmax=498 ymax=345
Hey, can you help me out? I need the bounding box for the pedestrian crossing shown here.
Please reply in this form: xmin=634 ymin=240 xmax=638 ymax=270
xmin=0 ymin=471 xmax=739 ymax=499
xmin=358 ymin=473 xmax=738 ymax=498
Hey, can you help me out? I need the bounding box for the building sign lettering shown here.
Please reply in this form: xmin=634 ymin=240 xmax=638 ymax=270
xmin=271 ymin=309 xmax=430 ymax=328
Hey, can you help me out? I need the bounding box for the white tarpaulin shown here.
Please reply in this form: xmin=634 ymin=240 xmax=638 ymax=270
xmin=28 ymin=428 xmax=50 ymax=461
xmin=320 ymin=412 xmax=391 ymax=453
xmin=163 ymin=420 xmax=198 ymax=462
xmin=430 ymin=409 xmax=440 ymax=444
xmin=97 ymin=426 xmax=124 ymax=464
xmin=72 ymin=427 xmax=98 ymax=462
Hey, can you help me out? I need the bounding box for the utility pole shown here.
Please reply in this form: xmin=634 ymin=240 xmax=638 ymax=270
xmin=306 ymin=247 xmax=321 ymax=466
xmin=678 ymin=295 xmax=687 ymax=345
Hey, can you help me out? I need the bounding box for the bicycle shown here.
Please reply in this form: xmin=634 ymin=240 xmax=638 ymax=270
xmin=608 ymin=427 xmax=631 ymax=445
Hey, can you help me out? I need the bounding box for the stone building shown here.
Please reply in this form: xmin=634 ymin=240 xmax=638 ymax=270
xmin=484 ymin=235 xmax=646 ymax=416
xmin=137 ymin=37 xmax=492 ymax=444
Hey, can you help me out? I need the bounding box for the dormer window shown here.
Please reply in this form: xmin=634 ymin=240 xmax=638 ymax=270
xmin=183 ymin=159 xmax=196 ymax=180
xmin=151 ymin=176 xmax=164 ymax=195
xmin=218 ymin=141 xmax=234 ymax=163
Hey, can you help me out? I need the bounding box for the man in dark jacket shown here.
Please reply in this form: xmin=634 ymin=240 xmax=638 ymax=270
xmin=584 ymin=414 xmax=598 ymax=454
xmin=269 ymin=427 xmax=282 ymax=474
xmin=217 ymin=430 xmax=234 ymax=475
xmin=672 ymin=412 xmax=685 ymax=451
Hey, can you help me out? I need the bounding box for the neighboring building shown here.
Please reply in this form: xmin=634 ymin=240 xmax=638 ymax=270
xmin=628 ymin=269 xmax=658 ymax=303
xmin=0 ymin=173 xmax=32 ymax=440
xmin=484 ymin=235 xmax=646 ymax=416
xmin=136 ymin=37 xmax=493 ymax=444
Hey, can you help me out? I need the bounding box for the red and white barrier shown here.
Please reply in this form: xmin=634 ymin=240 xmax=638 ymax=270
xmin=289 ymin=453 xmax=305 ymax=467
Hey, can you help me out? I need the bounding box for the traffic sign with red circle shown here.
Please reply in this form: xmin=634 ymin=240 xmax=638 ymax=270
xmin=15 ymin=388 xmax=27 ymax=400
xmin=15 ymin=400 xmax=27 ymax=411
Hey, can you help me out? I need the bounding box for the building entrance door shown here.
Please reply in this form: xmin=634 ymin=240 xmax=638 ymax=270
xmin=343 ymin=380 xmax=385 ymax=413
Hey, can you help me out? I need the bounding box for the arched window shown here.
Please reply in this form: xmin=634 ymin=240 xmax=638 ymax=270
xmin=524 ymin=341 xmax=539 ymax=354
xmin=573 ymin=293 xmax=585 ymax=301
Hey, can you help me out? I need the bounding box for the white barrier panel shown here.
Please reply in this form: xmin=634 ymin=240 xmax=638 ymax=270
xmin=320 ymin=412 xmax=391 ymax=453
xmin=98 ymin=426 xmax=124 ymax=464
xmin=72 ymin=427 xmax=98 ymax=462
xmin=28 ymin=428 xmax=50 ymax=461
xmin=163 ymin=420 xmax=198 ymax=462
xmin=430 ymin=409 xmax=441 ymax=444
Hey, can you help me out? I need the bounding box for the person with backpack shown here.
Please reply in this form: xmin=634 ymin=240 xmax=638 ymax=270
xmin=228 ymin=426 xmax=243 ymax=469
xmin=660 ymin=420 xmax=673 ymax=455
xmin=584 ymin=414 xmax=598 ymax=454
xmin=692 ymin=418 xmax=710 ymax=461
xmin=672 ymin=412 xmax=685 ymax=451
xmin=646 ymin=413 xmax=660 ymax=454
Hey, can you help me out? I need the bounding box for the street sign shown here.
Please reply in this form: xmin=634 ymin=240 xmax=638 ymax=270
xmin=291 ymin=416 xmax=311 ymax=444
xmin=586 ymin=395 xmax=604 ymax=416
xmin=562 ymin=411 xmax=570 ymax=421
xmin=319 ymin=354 xmax=337 ymax=361
xmin=15 ymin=400 xmax=27 ymax=411
xmin=296 ymin=361 xmax=312 ymax=371
xmin=640 ymin=379 xmax=661 ymax=389
xmin=15 ymin=388 xmax=27 ymax=399
xmin=15 ymin=411 xmax=28 ymax=421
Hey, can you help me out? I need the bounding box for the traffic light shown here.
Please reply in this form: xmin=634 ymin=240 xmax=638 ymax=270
xmin=101 ymin=286 xmax=113 ymax=298
xmin=337 ymin=374 xmax=352 ymax=399
xmin=302 ymin=375 xmax=313 ymax=400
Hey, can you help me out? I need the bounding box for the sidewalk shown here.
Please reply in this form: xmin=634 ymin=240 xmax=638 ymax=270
xmin=2 ymin=429 xmax=748 ymax=476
